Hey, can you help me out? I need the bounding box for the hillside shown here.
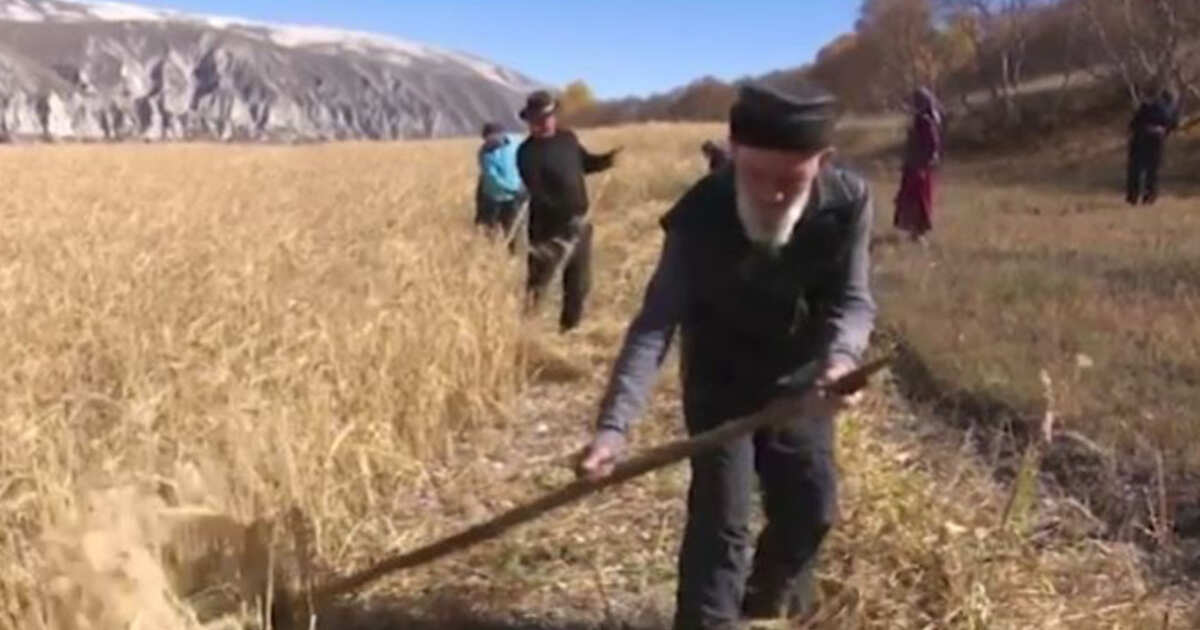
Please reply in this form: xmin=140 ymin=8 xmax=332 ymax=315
xmin=0 ymin=0 xmax=543 ymax=142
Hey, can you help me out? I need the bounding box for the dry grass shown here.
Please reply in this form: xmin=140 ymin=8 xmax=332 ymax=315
xmin=0 ymin=140 xmax=530 ymax=627
xmin=870 ymin=126 xmax=1200 ymax=516
xmin=0 ymin=122 xmax=1194 ymax=629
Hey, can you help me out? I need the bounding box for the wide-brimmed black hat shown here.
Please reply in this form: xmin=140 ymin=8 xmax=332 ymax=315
xmin=729 ymin=82 xmax=839 ymax=153
xmin=519 ymin=90 xmax=558 ymax=121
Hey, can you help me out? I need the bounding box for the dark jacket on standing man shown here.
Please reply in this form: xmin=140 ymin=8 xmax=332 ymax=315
xmin=1130 ymin=97 xmax=1181 ymax=142
xmin=588 ymin=82 xmax=878 ymax=629
xmin=516 ymin=129 xmax=617 ymax=242
xmin=593 ymin=163 xmax=876 ymax=629
xmin=1127 ymin=93 xmax=1182 ymax=205
xmin=595 ymin=164 xmax=876 ymax=434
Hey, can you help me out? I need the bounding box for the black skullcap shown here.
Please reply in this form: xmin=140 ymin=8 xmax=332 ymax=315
xmin=729 ymin=83 xmax=838 ymax=153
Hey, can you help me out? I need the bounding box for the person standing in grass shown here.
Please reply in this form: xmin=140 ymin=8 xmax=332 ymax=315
xmin=516 ymin=89 xmax=621 ymax=333
xmin=702 ymin=139 xmax=731 ymax=172
xmin=1126 ymin=89 xmax=1181 ymax=206
xmin=475 ymin=122 xmax=527 ymax=250
xmin=893 ymin=87 xmax=942 ymax=245
xmin=577 ymin=82 xmax=877 ymax=629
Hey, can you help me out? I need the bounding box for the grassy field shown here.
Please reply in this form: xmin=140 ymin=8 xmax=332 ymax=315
xmin=858 ymin=125 xmax=1200 ymax=533
xmin=0 ymin=122 xmax=1196 ymax=629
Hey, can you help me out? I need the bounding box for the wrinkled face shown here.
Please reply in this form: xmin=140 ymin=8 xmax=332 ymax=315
xmin=732 ymin=142 xmax=830 ymax=247
xmin=528 ymin=112 xmax=557 ymax=137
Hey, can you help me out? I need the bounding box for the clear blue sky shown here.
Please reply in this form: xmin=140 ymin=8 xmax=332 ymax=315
xmin=135 ymin=0 xmax=860 ymax=99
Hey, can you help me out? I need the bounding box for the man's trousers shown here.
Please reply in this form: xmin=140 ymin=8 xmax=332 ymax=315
xmin=526 ymin=222 xmax=593 ymax=332
xmin=673 ymin=405 xmax=839 ymax=629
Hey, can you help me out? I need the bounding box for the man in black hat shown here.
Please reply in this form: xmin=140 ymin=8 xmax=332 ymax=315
xmin=577 ymin=82 xmax=877 ymax=629
xmin=516 ymin=89 xmax=621 ymax=332
xmin=1127 ymin=88 xmax=1181 ymax=206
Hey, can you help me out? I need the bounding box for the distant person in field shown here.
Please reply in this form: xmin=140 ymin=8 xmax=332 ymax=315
xmin=516 ymin=89 xmax=621 ymax=333
xmin=1126 ymin=89 xmax=1181 ymax=206
xmin=893 ymin=87 xmax=943 ymax=245
xmin=475 ymin=122 xmax=528 ymax=248
xmin=701 ymin=139 xmax=731 ymax=172
xmin=577 ymin=83 xmax=877 ymax=629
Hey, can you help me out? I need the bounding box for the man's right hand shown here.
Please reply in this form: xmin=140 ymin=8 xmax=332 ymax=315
xmin=793 ymin=358 xmax=866 ymax=420
xmin=575 ymin=430 xmax=627 ymax=481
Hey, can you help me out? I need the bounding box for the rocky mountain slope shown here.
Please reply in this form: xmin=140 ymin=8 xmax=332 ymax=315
xmin=0 ymin=0 xmax=544 ymax=142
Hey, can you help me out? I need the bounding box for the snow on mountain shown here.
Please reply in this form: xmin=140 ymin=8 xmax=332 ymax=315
xmin=81 ymin=1 xmax=165 ymax=21
xmin=0 ymin=0 xmax=545 ymax=142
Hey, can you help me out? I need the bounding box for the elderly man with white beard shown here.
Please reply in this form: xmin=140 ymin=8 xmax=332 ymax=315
xmin=576 ymin=83 xmax=877 ymax=629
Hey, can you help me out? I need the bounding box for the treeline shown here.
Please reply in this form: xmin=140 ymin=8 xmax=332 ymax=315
xmin=559 ymin=71 xmax=807 ymax=129
xmin=563 ymin=0 xmax=1200 ymax=130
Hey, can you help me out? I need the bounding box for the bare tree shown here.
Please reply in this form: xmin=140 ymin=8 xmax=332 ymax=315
xmin=1047 ymin=3 xmax=1085 ymax=121
xmin=939 ymin=0 xmax=1059 ymax=122
xmin=1078 ymin=0 xmax=1200 ymax=107
xmin=1169 ymin=0 xmax=1200 ymax=110
xmin=859 ymin=0 xmax=945 ymax=105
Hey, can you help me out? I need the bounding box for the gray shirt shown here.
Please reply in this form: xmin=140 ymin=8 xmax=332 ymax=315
xmin=594 ymin=178 xmax=877 ymax=436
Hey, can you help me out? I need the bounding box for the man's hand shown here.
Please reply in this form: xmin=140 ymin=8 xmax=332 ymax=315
xmin=575 ymin=430 xmax=627 ymax=481
xmin=800 ymin=358 xmax=865 ymax=418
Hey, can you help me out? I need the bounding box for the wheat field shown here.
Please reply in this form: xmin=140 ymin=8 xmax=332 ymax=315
xmin=0 ymin=138 xmax=536 ymax=628
xmin=0 ymin=124 xmax=1195 ymax=629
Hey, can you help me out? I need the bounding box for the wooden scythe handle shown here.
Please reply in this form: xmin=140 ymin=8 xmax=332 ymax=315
xmin=312 ymin=355 xmax=893 ymax=603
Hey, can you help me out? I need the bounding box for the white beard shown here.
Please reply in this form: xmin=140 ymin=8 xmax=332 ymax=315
xmin=735 ymin=185 xmax=809 ymax=250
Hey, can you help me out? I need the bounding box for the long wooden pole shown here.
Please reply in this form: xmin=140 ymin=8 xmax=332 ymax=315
xmin=310 ymin=355 xmax=892 ymax=603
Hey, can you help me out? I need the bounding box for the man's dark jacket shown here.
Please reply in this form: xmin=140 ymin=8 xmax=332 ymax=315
xmin=516 ymin=129 xmax=616 ymax=242
xmin=1130 ymin=100 xmax=1181 ymax=144
xmin=596 ymin=165 xmax=877 ymax=433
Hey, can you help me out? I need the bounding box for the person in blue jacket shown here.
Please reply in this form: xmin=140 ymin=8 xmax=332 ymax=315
xmin=475 ymin=122 xmax=528 ymax=245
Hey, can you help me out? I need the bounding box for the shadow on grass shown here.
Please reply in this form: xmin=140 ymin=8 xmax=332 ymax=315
xmin=884 ymin=334 xmax=1200 ymax=578
xmin=887 ymin=332 xmax=1108 ymax=492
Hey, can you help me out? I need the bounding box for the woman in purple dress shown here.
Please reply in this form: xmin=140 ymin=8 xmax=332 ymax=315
xmin=894 ymin=87 xmax=943 ymax=245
